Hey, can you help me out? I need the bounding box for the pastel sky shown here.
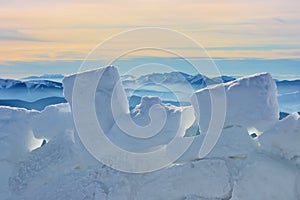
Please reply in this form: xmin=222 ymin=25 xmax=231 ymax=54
xmin=0 ymin=0 xmax=300 ymax=79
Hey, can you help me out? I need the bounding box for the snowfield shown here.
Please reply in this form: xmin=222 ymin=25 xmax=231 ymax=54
xmin=0 ymin=66 xmax=300 ymax=199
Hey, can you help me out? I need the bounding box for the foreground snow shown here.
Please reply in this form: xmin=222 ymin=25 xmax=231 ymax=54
xmin=0 ymin=66 xmax=300 ymax=199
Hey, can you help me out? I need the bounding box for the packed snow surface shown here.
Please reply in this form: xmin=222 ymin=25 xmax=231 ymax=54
xmin=0 ymin=66 xmax=299 ymax=199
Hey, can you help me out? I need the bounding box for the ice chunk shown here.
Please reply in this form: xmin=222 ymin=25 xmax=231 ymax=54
xmin=191 ymin=72 xmax=279 ymax=134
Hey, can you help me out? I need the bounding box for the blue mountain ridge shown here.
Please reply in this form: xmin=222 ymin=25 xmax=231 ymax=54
xmin=0 ymin=73 xmax=299 ymax=113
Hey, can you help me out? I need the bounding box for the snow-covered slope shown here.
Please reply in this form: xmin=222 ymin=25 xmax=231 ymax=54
xmin=1 ymin=67 xmax=300 ymax=199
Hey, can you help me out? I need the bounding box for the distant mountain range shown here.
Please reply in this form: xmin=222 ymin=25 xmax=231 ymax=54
xmin=0 ymin=72 xmax=299 ymax=112
xmin=0 ymin=79 xmax=62 ymax=89
xmin=275 ymin=79 xmax=300 ymax=86
xmin=21 ymin=74 xmax=64 ymax=81
xmin=1 ymin=73 xmax=300 ymax=96
xmin=1 ymin=72 xmax=298 ymax=91
xmin=0 ymin=97 xmax=67 ymax=111
xmin=128 ymin=95 xmax=191 ymax=110
xmin=0 ymin=79 xmax=63 ymax=102
xmin=122 ymin=72 xmax=236 ymax=90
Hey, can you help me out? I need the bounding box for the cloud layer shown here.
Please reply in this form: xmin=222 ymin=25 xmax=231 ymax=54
xmin=0 ymin=0 xmax=299 ymax=60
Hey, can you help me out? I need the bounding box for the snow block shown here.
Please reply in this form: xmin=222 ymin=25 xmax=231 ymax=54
xmin=0 ymin=106 xmax=39 ymax=161
xmin=32 ymin=103 xmax=74 ymax=140
xmin=191 ymin=72 xmax=279 ymax=134
xmin=63 ymin=66 xmax=129 ymax=134
xmin=259 ymin=112 xmax=300 ymax=162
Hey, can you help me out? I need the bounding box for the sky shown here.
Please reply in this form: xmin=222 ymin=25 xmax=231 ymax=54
xmin=0 ymin=0 xmax=300 ymax=79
